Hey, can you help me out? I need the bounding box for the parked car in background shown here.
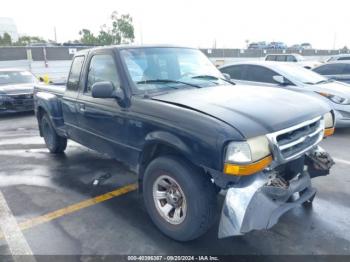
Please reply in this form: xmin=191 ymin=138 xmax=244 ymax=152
xmin=34 ymin=45 xmax=335 ymax=241
xmin=219 ymin=61 xmax=350 ymax=127
xmin=289 ymin=44 xmax=302 ymax=49
xmin=313 ymin=62 xmax=350 ymax=84
xmin=248 ymin=42 xmax=267 ymax=49
xmin=326 ymin=54 xmax=350 ymax=62
xmin=267 ymin=42 xmax=287 ymax=49
xmin=0 ymin=68 xmax=37 ymax=114
xmin=301 ymin=43 xmax=312 ymax=49
xmin=265 ymin=54 xmax=320 ymax=69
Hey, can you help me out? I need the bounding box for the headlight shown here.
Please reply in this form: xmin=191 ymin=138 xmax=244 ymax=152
xmin=323 ymin=112 xmax=335 ymax=137
xmin=323 ymin=112 xmax=334 ymax=129
xmin=224 ymin=136 xmax=272 ymax=176
xmin=329 ymin=95 xmax=349 ymax=104
xmin=317 ymin=92 xmax=350 ymax=105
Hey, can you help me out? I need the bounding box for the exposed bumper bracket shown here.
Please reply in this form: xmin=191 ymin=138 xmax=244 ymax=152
xmin=218 ymin=171 xmax=316 ymax=238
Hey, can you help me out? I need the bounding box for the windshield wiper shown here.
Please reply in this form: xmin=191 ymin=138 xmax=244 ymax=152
xmin=191 ymin=75 xmax=235 ymax=85
xmin=136 ymin=79 xmax=202 ymax=88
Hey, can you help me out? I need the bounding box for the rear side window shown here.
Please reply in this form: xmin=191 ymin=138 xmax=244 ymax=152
xmin=286 ymin=55 xmax=297 ymax=62
xmin=220 ymin=65 xmax=244 ymax=80
xmin=276 ymin=55 xmax=286 ymax=62
xmin=314 ymin=64 xmax=345 ymax=75
xmin=338 ymin=57 xmax=350 ymax=61
xmin=244 ymin=65 xmax=277 ymax=83
xmin=343 ymin=64 xmax=350 ymax=74
xmin=67 ymin=56 xmax=84 ymax=90
xmin=86 ymin=54 xmax=120 ymax=94
xmin=265 ymin=55 xmax=276 ymax=61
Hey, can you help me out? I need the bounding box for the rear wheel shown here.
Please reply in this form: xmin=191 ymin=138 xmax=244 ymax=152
xmin=143 ymin=156 xmax=217 ymax=241
xmin=41 ymin=114 xmax=67 ymax=153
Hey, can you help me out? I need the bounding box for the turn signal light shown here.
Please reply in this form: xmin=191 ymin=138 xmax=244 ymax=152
xmin=224 ymin=155 xmax=273 ymax=176
xmin=324 ymin=127 xmax=335 ymax=137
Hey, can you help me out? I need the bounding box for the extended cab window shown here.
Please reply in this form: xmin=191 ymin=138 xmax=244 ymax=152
xmin=67 ymin=56 xmax=84 ymax=90
xmin=86 ymin=54 xmax=120 ymax=94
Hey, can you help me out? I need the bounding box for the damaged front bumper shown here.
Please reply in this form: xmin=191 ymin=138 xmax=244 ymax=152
xmin=218 ymin=146 xmax=334 ymax=238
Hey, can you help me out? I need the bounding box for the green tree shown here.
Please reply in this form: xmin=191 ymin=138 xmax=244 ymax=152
xmin=14 ymin=36 xmax=46 ymax=46
xmin=97 ymin=25 xmax=114 ymax=45
xmin=78 ymin=11 xmax=135 ymax=45
xmin=79 ymin=29 xmax=98 ymax=45
xmin=110 ymin=12 xmax=135 ymax=44
xmin=0 ymin=33 xmax=12 ymax=46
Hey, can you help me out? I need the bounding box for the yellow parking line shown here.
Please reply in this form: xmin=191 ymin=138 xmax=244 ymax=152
xmin=0 ymin=183 xmax=137 ymax=239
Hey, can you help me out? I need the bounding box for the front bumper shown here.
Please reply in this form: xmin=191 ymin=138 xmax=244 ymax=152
xmin=334 ymin=108 xmax=350 ymax=128
xmin=0 ymin=95 xmax=34 ymax=114
xmin=219 ymin=171 xmax=315 ymax=238
xmin=218 ymin=146 xmax=334 ymax=238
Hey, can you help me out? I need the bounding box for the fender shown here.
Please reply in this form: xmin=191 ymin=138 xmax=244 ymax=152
xmin=137 ymin=130 xmax=197 ymax=173
xmin=136 ymin=130 xmax=199 ymax=192
xmin=35 ymin=91 xmax=65 ymax=133
xmin=143 ymin=130 xmax=194 ymax=160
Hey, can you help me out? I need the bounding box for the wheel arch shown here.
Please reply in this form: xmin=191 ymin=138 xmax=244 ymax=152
xmin=35 ymin=92 xmax=64 ymax=135
xmin=138 ymin=132 xmax=210 ymax=193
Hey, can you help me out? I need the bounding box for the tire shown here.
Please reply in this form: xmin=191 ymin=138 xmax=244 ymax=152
xmin=143 ymin=156 xmax=217 ymax=241
xmin=41 ymin=114 xmax=67 ymax=154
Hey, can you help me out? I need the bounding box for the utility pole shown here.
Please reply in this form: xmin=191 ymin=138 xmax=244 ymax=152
xmin=54 ymin=26 xmax=57 ymax=43
xmin=333 ymin=32 xmax=337 ymax=50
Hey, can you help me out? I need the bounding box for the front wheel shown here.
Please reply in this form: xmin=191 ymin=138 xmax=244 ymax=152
xmin=143 ymin=156 xmax=217 ymax=241
xmin=41 ymin=114 xmax=67 ymax=154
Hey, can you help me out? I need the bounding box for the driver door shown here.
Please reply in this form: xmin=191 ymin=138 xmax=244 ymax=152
xmin=76 ymin=50 xmax=129 ymax=160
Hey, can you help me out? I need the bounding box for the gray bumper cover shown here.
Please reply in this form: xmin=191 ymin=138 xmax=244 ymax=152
xmin=218 ymin=171 xmax=316 ymax=238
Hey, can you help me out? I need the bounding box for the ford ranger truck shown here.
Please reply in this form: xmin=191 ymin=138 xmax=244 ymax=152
xmin=34 ymin=46 xmax=335 ymax=241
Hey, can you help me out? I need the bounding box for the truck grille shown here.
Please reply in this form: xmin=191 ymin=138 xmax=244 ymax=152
xmin=267 ymin=116 xmax=324 ymax=163
xmin=1 ymin=93 xmax=34 ymax=110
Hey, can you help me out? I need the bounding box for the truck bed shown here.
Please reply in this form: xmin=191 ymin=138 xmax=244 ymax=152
xmin=34 ymin=83 xmax=66 ymax=98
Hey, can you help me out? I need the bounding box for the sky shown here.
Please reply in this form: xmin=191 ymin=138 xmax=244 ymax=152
xmin=1 ymin=0 xmax=349 ymax=49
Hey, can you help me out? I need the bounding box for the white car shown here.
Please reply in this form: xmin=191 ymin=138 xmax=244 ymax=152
xmin=220 ymin=61 xmax=350 ymax=128
xmin=265 ymin=54 xmax=321 ymax=69
xmin=325 ymin=54 xmax=350 ymax=62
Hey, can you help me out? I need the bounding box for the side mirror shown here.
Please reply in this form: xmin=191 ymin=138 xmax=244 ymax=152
xmin=273 ymin=75 xmax=287 ymax=85
xmin=91 ymin=81 xmax=124 ymax=100
xmin=222 ymin=73 xmax=231 ymax=81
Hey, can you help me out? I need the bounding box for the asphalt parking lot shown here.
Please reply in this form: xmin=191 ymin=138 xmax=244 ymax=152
xmin=0 ymin=112 xmax=350 ymax=256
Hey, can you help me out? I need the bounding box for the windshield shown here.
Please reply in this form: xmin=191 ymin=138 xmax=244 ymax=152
xmin=120 ymin=47 xmax=224 ymax=92
xmin=0 ymin=71 xmax=36 ymax=86
xmin=277 ymin=64 xmax=327 ymax=84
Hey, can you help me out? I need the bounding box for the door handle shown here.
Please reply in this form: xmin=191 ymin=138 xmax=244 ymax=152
xmin=78 ymin=103 xmax=85 ymax=112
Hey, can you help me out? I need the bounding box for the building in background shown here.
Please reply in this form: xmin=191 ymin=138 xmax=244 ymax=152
xmin=0 ymin=17 xmax=19 ymax=42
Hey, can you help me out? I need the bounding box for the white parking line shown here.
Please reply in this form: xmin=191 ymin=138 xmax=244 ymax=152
xmin=0 ymin=191 xmax=36 ymax=261
xmin=334 ymin=157 xmax=350 ymax=166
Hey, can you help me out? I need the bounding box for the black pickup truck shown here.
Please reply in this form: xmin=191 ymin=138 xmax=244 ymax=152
xmin=34 ymin=45 xmax=335 ymax=241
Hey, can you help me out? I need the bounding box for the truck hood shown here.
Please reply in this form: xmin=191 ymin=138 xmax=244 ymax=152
xmin=151 ymin=85 xmax=330 ymax=138
xmin=0 ymin=83 xmax=34 ymax=95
